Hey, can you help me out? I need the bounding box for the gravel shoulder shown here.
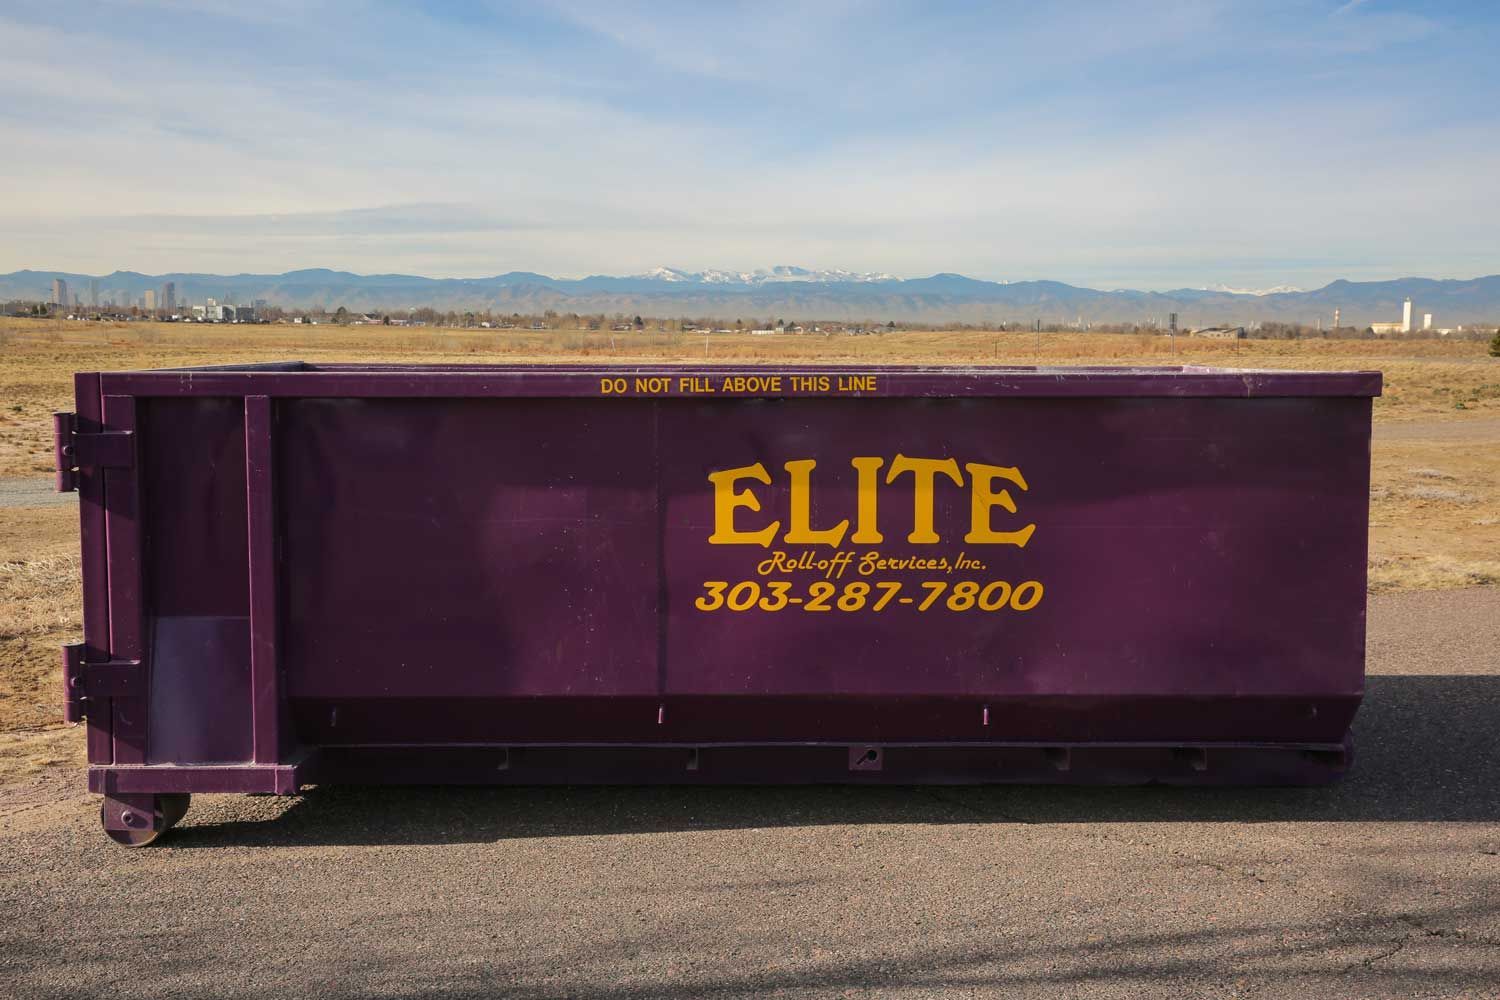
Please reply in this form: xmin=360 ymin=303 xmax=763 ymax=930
xmin=1 ymin=590 xmax=1497 ymax=999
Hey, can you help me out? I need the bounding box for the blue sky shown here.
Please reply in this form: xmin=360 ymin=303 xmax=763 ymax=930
xmin=1 ymin=0 xmax=1496 ymax=289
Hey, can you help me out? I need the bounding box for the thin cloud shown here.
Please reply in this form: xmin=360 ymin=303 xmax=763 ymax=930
xmin=0 ymin=1 xmax=1495 ymax=289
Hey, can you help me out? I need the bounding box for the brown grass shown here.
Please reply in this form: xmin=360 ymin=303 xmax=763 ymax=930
xmin=0 ymin=554 xmax=80 ymax=640
xmin=2 ymin=318 xmax=1498 ymax=478
xmin=1367 ymin=555 xmax=1500 ymax=593
xmin=0 ymin=553 xmax=81 ymax=733
xmin=0 ymin=726 xmax=86 ymax=786
xmin=0 ymin=317 xmax=1496 ymax=740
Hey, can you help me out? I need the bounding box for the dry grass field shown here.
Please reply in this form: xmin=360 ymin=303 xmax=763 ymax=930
xmin=1 ymin=317 xmax=1497 ymax=762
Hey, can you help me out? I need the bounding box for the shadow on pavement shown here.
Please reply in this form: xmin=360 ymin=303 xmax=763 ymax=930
xmin=167 ymin=674 xmax=1500 ymax=848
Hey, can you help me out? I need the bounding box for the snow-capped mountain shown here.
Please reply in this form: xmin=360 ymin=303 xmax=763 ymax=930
xmin=7 ymin=267 xmax=1497 ymax=325
xmin=1200 ymin=283 xmax=1306 ymax=296
xmin=633 ymin=265 xmax=897 ymax=285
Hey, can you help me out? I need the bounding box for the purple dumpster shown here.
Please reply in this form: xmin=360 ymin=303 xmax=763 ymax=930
xmin=57 ymin=362 xmax=1380 ymax=844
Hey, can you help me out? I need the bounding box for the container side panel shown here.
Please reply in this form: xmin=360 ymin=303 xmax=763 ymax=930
xmin=140 ymin=397 xmax=252 ymax=764
xmin=279 ymin=398 xmax=659 ymax=703
xmin=659 ymin=396 xmax=1367 ymax=742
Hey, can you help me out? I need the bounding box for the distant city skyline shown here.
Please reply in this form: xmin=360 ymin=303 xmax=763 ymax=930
xmin=9 ymin=265 xmax=1498 ymax=328
xmin=2 ymin=2 xmax=1497 ymax=289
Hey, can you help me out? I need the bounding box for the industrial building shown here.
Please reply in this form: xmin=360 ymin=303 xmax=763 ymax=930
xmin=1369 ymin=297 xmax=1435 ymax=336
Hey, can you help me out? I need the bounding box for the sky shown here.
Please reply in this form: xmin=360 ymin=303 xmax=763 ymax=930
xmin=1 ymin=0 xmax=1497 ymax=290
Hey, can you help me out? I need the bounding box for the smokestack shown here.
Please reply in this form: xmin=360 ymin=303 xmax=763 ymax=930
xmin=1402 ymin=297 xmax=1412 ymax=333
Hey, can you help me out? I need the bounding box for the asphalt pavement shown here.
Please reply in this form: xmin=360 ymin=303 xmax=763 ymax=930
xmin=1 ymin=588 xmax=1497 ymax=999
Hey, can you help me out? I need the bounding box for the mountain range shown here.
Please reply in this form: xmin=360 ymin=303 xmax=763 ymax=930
xmin=5 ymin=267 xmax=1500 ymax=327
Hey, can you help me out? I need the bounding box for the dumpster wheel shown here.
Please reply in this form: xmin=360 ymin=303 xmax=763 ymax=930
xmin=101 ymin=794 xmax=190 ymax=847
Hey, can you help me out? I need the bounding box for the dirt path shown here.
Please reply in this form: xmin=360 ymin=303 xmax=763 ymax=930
xmin=1 ymin=588 xmax=1497 ymax=998
xmin=0 ymin=477 xmax=73 ymax=509
xmin=1374 ymin=416 xmax=1500 ymax=442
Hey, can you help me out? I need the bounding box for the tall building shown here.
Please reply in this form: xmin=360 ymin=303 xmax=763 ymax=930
xmin=1333 ymin=308 xmax=1340 ymax=329
xmin=144 ymin=289 xmax=157 ymax=311
xmin=51 ymin=278 xmax=68 ymax=306
xmin=162 ymin=282 xmax=176 ymax=313
xmin=1401 ymin=297 xmax=1412 ymax=333
xmin=89 ymin=279 xmax=99 ymax=307
xmin=1423 ymin=313 xmax=1433 ymax=331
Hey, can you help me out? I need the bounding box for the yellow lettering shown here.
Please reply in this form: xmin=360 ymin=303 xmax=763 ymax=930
xmin=782 ymin=460 xmax=849 ymax=546
xmin=708 ymin=464 xmax=780 ymax=546
xmin=963 ymin=464 xmax=1035 ymax=546
xmin=849 ymin=457 xmax=885 ymax=543
xmin=886 ymin=455 xmax=963 ymax=543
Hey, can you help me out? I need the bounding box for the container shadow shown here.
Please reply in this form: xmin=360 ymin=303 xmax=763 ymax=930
xmin=167 ymin=674 xmax=1500 ymax=848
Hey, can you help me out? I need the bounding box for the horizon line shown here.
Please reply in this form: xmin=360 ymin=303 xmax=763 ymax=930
xmin=8 ymin=266 xmax=1500 ymax=296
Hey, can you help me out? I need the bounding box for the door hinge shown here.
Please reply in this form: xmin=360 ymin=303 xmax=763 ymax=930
xmin=53 ymin=412 xmax=134 ymax=493
xmin=62 ymin=643 xmax=144 ymax=722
